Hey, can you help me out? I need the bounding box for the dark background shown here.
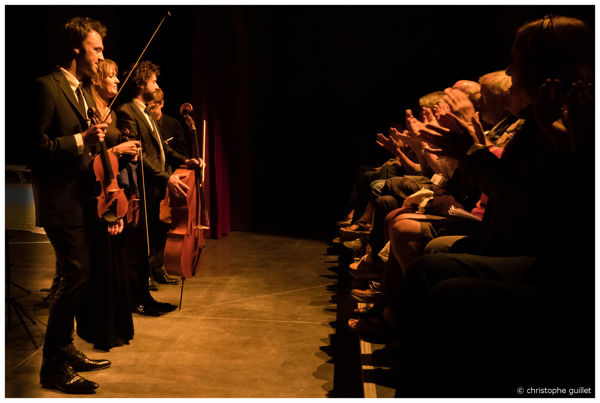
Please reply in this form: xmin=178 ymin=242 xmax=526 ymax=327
xmin=5 ymin=5 xmax=594 ymax=239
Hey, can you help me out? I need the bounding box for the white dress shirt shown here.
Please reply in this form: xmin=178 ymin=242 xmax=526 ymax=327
xmin=59 ymin=67 xmax=86 ymax=155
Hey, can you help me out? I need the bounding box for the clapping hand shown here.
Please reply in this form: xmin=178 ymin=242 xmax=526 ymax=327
xmin=376 ymin=128 xmax=405 ymax=156
xmin=535 ymin=78 xmax=594 ymax=154
xmin=565 ymin=80 xmax=594 ymax=153
xmin=443 ymin=87 xmax=476 ymax=123
xmin=417 ymin=111 xmax=478 ymax=159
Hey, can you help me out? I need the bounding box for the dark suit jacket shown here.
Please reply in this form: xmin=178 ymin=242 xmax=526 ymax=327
xmin=116 ymin=101 xmax=187 ymax=202
xmin=29 ymin=70 xmax=96 ymax=227
xmin=158 ymin=113 xmax=190 ymax=162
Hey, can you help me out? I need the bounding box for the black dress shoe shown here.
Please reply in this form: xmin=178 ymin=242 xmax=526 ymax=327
xmin=148 ymin=276 xmax=159 ymax=291
xmin=152 ymin=267 xmax=180 ymax=285
xmin=40 ymin=363 xmax=98 ymax=394
xmin=67 ymin=350 xmax=111 ymax=372
xmin=132 ymin=303 xmax=161 ymax=317
xmin=155 ymin=301 xmax=178 ymax=314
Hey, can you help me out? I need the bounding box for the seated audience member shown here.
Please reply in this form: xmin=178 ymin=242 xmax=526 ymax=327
xmin=337 ymin=89 xmax=453 ymax=238
xmin=340 ymin=126 xmax=425 ymax=243
xmin=388 ymin=70 xmax=518 ymax=273
xmin=348 ymin=72 xmax=522 ymax=317
xmin=349 ymin=82 xmax=481 ymax=276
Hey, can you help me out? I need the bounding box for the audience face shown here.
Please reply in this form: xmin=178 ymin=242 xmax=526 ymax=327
xmin=505 ymin=54 xmax=531 ymax=116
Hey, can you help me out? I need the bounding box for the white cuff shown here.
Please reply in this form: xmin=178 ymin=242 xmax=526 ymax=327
xmin=74 ymin=133 xmax=84 ymax=155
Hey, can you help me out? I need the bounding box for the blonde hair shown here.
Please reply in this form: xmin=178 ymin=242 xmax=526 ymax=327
xmin=92 ymin=59 xmax=118 ymax=86
xmin=479 ymin=70 xmax=511 ymax=96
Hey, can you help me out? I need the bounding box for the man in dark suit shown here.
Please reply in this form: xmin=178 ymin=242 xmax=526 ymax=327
xmin=148 ymin=88 xmax=191 ymax=161
xmin=30 ymin=17 xmax=116 ymax=394
xmin=145 ymin=88 xmax=189 ymax=286
xmin=116 ymin=61 xmax=202 ymax=316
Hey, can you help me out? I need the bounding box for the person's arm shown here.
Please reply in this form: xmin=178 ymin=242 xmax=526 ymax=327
xmin=417 ymin=111 xmax=507 ymax=195
xmin=30 ymin=79 xmax=105 ymax=161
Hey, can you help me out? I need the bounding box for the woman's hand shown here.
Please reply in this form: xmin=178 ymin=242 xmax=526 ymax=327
xmin=418 ymin=113 xmax=477 ymax=159
xmin=565 ymin=80 xmax=594 ymax=154
xmin=443 ymin=87 xmax=476 ymax=123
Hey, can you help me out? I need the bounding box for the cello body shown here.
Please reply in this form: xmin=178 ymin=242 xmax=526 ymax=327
xmin=160 ymin=102 xmax=209 ymax=279
xmin=161 ymin=168 xmax=206 ymax=278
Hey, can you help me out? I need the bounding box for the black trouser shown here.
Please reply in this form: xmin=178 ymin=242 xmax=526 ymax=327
xmin=42 ymin=225 xmax=91 ymax=366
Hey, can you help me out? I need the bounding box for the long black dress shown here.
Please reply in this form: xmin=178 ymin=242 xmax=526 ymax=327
xmin=76 ymin=110 xmax=134 ymax=351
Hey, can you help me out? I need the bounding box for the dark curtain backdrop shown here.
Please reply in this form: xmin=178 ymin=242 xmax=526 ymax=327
xmin=5 ymin=5 xmax=594 ymax=239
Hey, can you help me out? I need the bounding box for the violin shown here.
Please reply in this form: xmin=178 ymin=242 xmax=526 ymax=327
xmin=160 ymin=103 xmax=209 ymax=307
xmin=88 ymin=107 xmax=128 ymax=223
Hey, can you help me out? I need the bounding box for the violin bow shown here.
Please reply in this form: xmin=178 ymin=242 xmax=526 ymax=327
xmin=107 ymin=10 xmax=171 ymax=256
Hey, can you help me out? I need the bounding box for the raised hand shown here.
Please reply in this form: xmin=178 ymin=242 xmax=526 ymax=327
xmin=433 ymin=101 xmax=450 ymax=118
xmin=422 ymin=107 xmax=439 ymax=126
xmin=376 ymin=131 xmax=398 ymax=155
xmin=443 ymin=88 xmax=476 ymax=123
xmin=405 ymin=109 xmax=426 ymax=137
xmin=565 ymin=80 xmax=594 ymax=154
xmin=471 ymin=112 xmax=487 ymax=145
xmin=82 ymin=122 xmax=108 ymax=145
xmin=418 ymin=114 xmax=476 ymax=159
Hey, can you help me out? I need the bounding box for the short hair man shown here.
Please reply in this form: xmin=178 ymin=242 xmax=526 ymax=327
xmin=116 ymin=61 xmax=202 ymax=316
xmin=147 ymin=88 xmax=191 ymax=160
xmin=30 ymin=16 xmax=113 ymax=394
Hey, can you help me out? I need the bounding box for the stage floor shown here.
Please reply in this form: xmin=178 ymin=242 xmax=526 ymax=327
xmin=5 ymin=230 xmax=350 ymax=397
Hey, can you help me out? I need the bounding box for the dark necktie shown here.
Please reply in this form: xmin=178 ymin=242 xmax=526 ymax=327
xmin=76 ymin=85 xmax=86 ymax=116
xmin=145 ymin=107 xmax=165 ymax=165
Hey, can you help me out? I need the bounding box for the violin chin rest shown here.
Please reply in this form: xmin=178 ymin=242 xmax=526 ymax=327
xmin=102 ymin=211 xmax=120 ymax=224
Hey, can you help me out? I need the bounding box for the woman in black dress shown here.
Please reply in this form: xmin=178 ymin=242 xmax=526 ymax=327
xmin=76 ymin=59 xmax=140 ymax=351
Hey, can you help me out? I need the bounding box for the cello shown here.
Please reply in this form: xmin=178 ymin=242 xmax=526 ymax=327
xmin=160 ymin=103 xmax=209 ymax=308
